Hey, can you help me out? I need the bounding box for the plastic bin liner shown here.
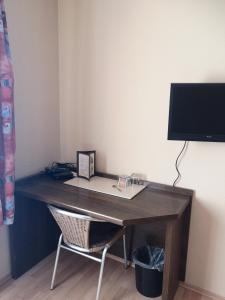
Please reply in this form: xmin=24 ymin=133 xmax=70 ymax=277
xmin=133 ymin=245 xmax=164 ymax=272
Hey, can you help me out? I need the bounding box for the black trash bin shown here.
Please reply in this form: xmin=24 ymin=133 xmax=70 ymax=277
xmin=133 ymin=246 xmax=164 ymax=298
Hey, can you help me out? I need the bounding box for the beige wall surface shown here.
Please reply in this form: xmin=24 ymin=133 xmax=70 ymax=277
xmin=59 ymin=0 xmax=225 ymax=296
xmin=6 ymin=0 xmax=60 ymax=178
xmin=0 ymin=0 xmax=60 ymax=281
xmin=0 ymin=226 xmax=10 ymax=281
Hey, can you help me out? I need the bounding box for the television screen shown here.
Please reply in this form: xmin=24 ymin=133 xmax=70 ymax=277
xmin=168 ymin=83 xmax=225 ymax=142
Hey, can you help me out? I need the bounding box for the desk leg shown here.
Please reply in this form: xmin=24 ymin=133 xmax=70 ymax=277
xmin=162 ymin=219 xmax=181 ymax=300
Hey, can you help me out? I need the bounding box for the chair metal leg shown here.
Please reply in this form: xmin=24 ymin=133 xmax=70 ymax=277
xmin=123 ymin=232 xmax=128 ymax=269
xmin=96 ymin=246 xmax=108 ymax=300
xmin=50 ymin=234 xmax=63 ymax=290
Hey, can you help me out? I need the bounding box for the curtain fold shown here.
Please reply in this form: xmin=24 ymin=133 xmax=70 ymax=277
xmin=0 ymin=0 xmax=15 ymax=225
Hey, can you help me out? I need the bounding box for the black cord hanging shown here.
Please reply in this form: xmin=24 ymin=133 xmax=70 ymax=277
xmin=173 ymin=141 xmax=189 ymax=187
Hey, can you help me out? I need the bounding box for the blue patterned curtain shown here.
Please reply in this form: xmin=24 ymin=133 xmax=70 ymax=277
xmin=0 ymin=0 xmax=15 ymax=225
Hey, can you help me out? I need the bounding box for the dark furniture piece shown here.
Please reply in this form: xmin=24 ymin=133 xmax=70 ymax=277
xmin=10 ymin=174 xmax=193 ymax=300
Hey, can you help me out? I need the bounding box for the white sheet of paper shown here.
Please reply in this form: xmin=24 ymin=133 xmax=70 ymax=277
xmin=64 ymin=176 xmax=147 ymax=199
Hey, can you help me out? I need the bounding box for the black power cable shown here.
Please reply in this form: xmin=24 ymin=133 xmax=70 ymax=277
xmin=173 ymin=141 xmax=189 ymax=187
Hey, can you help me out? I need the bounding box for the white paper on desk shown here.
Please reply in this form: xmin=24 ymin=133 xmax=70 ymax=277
xmin=64 ymin=176 xmax=147 ymax=199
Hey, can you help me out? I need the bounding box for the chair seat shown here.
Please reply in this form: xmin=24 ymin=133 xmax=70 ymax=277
xmin=90 ymin=222 xmax=121 ymax=246
xmin=62 ymin=222 xmax=123 ymax=253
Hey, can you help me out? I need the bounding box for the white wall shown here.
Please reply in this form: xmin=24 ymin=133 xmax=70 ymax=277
xmin=0 ymin=0 xmax=60 ymax=281
xmin=59 ymin=0 xmax=225 ymax=297
xmin=0 ymin=226 xmax=10 ymax=281
xmin=6 ymin=0 xmax=60 ymax=178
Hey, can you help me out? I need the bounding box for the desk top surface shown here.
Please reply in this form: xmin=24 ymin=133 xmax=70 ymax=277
xmin=15 ymin=174 xmax=193 ymax=225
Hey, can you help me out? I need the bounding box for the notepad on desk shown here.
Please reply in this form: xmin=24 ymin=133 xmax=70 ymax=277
xmin=64 ymin=176 xmax=147 ymax=199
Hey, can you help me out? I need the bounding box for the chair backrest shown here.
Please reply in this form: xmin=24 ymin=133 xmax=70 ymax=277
xmin=48 ymin=205 xmax=104 ymax=249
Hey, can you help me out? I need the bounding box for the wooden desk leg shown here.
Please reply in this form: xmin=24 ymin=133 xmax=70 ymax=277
xmin=162 ymin=219 xmax=181 ymax=300
xmin=179 ymin=201 xmax=192 ymax=281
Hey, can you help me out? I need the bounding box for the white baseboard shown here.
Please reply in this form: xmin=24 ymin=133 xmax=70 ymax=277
xmin=0 ymin=274 xmax=12 ymax=289
xmin=179 ymin=282 xmax=225 ymax=300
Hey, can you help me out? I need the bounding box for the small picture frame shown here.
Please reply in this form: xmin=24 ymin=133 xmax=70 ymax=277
xmin=77 ymin=151 xmax=96 ymax=180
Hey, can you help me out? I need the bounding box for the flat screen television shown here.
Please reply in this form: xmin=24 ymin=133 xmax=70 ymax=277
xmin=168 ymin=83 xmax=225 ymax=142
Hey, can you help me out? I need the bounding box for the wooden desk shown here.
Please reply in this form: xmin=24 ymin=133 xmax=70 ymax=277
xmin=10 ymin=174 xmax=193 ymax=300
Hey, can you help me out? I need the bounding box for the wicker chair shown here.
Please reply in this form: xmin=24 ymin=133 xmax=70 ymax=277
xmin=48 ymin=205 xmax=127 ymax=300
